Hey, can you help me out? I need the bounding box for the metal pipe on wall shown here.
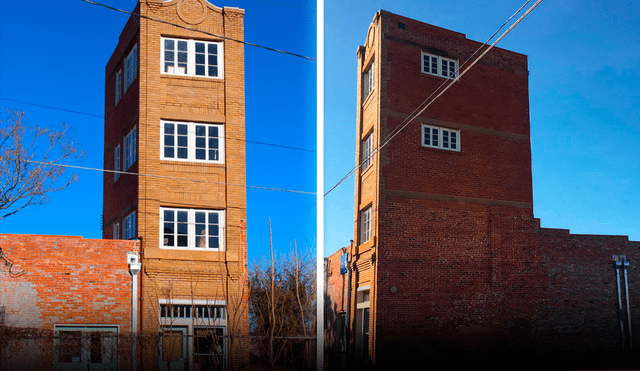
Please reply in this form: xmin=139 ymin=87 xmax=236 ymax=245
xmin=614 ymin=256 xmax=626 ymax=350
xmin=624 ymin=259 xmax=633 ymax=351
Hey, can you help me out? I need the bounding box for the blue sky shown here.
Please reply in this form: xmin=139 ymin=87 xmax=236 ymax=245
xmin=0 ymin=0 xmax=316 ymax=264
xmin=324 ymin=0 xmax=640 ymax=254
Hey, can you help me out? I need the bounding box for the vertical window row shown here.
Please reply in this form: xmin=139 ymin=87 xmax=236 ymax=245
xmin=361 ymin=133 xmax=374 ymax=170
xmin=363 ymin=62 xmax=374 ymax=98
xmin=162 ymin=121 xmax=223 ymax=163
xmin=360 ymin=206 xmax=372 ymax=244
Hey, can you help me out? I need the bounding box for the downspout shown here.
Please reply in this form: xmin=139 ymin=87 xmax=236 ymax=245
xmin=624 ymin=259 xmax=633 ymax=350
xmin=614 ymin=256 xmax=625 ymax=350
xmin=345 ymin=240 xmax=353 ymax=355
xmin=129 ymin=252 xmax=142 ymax=371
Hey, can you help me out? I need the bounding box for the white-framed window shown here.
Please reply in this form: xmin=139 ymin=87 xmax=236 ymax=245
xmin=124 ymin=44 xmax=138 ymax=91
xmin=360 ymin=206 xmax=372 ymax=244
xmin=123 ymin=211 xmax=135 ymax=240
xmin=421 ymin=52 xmax=458 ymax=79
xmin=161 ymin=208 xmax=224 ymax=250
xmin=55 ymin=325 xmax=118 ymax=368
xmin=115 ymin=70 xmax=122 ymax=105
xmin=114 ymin=144 xmax=121 ymax=181
xmin=123 ymin=126 xmax=137 ymax=170
xmin=162 ymin=38 xmax=223 ymax=78
xmin=363 ymin=62 xmax=374 ymax=98
xmin=162 ymin=121 xmax=224 ymax=163
xmin=113 ymin=221 xmax=120 ymax=240
xmin=361 ymin=132 xmax=374 ymax=170
xmin=422 ymin=124 xmax=460 ymax=151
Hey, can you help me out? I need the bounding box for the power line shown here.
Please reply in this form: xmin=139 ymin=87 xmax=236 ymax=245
xmin=79 ymin=0 xmax=315 ymax=61
xmin=26 ymin=159 xmax=315 ymax=195
xmin=1 ymin=97 xmax=314 ymax=153
xmin=324 ymin=0 xmax=544 ymax=197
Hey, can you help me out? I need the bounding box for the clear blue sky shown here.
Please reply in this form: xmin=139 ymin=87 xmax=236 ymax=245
xmin=0 ymin=0 xmax=317 ymax=264
xmin=324 ymin=0 xmax=640 ymax=255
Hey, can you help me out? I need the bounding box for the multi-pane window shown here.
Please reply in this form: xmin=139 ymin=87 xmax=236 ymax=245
xmin=162 ymin=121 xmax=223 ymax=163
xmin=363 ymin=62 xmax=374 ymax=98
xmin=115 ymin=70 xmax=122 ymax=105
xmin=160 ymin=304 xmax=226 ymax=320
xmin=422 ymin=124 xmax=460 ymax=151
xmin=361 ymin=133 xmax=374 ymax=170
xmin=162 ymin=38 xmax=223 ymax=78
xmin=124 ymin=211 xmax=135 ymax=240
xmin=124 ymin=44 xmax=138 ymax=91
xmin=360 ymin=206 xmax=372 ymax=244
xmin=421 ymin=52 xmax=458 ymax=79
xmin=195 ymin=327 xmax=225 ymax=370
xmin=161 ymin=208 xmax=224 ymax=250
xmin=123 ymin=126 xmax=137 ymax=170
xmin=114 ymin=144 xmax=121 ymax=181
xmin=113 ymin=222 xmax=120 ymax=240
xmin=55 ymin=326 xmax=118 ymax=368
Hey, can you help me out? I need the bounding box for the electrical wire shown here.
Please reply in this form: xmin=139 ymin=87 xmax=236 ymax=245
xmin=25 ymin=159 xmax=316 ymax=195
xmin=79 ymin=0 xmax=315 ymax=61
xmin=324 ymin=0 xmax=544 ymax=197
xmin=1 ymin=97 xmax=314 ymax=153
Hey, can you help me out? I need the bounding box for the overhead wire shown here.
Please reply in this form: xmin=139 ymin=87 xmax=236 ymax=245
xmin=0 ymin=97 xmax=314 ymax=153
xmin=25 ymin=159 xmax=316 ymax=195
xmin=79 ymin=0 xmax=315 ymax=61
xmin=324 ymin=0 xmax=544 ymax=197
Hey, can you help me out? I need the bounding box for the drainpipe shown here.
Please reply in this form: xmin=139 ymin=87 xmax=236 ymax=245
xmin=128 ymin=252 xmax=141 ymax=370
xmin=614 ymin=256 xmax=625 ymax=350
xmin=623 ymin=259 xmax=633 ymax=351
xmin=346 ymin=240 xmax=353 ymax=355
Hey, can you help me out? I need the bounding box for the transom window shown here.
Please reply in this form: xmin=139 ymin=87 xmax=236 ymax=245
xmin=361 ymin=132 xmax=374 ymax=170
xmin=421 ymin=52 xmax=458 ymax=79
xmin=360 ymin=206 xmax=372 ymax=244
xmin=422 ymin=124 xmax=460 ymax=151
xmin=162 ymin=38 xmax=223 ymax=78
xmin=363 ymin=62 xmax=374 ymax=98
xmin=160 ymin=304 xmax=226 ymax=320
xmin=161 ymin=208 xmax=224 ymax=250
xmin=162 ymin=121 xmax=223 ymax=163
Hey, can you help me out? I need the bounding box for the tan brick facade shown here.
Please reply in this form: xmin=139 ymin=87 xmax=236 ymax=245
xmin=103 ymin=1 xmax=248 ymax=369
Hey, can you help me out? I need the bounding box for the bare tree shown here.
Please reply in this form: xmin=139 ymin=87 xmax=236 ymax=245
xmin=249 ymin=219 xmax=316 ymax=370
xmin=0 ymin=109 xmax=83 ymax=221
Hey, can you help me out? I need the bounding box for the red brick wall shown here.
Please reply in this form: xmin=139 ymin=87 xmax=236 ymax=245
xmin=0 ymin=233 xmax=139 ymax=329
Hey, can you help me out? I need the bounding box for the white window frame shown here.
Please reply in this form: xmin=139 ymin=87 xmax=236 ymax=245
xmin=363 ymin=62 xmax=374 ymax=98
xmin=360 ymin=206 xmax=372 ymax=244
xmin=421 ymin=124 xmax=460 ymax=151
xmin=161 ymin=37 xmax=224 ymax=79
xmin=123 ymin=211 xmax=136 ymax=240
xmin=113 ymin=221 xmax=120 ymax=240
xmin=361 ymin=132 xmax=374 ymax=170
xmin=115 ymin=70 xmax=122 ymax=105
xmin=161 ymin=121 xmax=224 ymax=163
xmin=123 ymin=126 xmax=137 ymax=170
xmin=114 ymin=144 xmax=121 ymax=181
xmin=160 ymin=208 xmax=225 ymax=251
xmin=124 ymin=44 xmax=138 ymax=91
xmin=421 ymin=52 xmax=458 ymax=79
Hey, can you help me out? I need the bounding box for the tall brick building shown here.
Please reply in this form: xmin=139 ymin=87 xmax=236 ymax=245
xmin=103 ymin=0 xmax=248 ymax=369
xmin=325 ymin=10 xmax=639 ymax=370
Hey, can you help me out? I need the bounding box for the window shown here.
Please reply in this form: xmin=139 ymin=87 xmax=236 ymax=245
xmin=55 ymin=326 xmax=118 ymax=369
xmin=123 ymin=211 xmax=135 ymax=240
xmin=161 ymin=208 xmax=224 ymax=250
xmin=361 ymin=133 xmax=374 ymax=170
xmin=422 ymin=124 xmax=460 ymax=151
xmin=124 ymin=44 xmax=138 ymax=91
xmin=162 ymin=121 xmax=223 ymax=163
xmin=363 ymin=62 xmax=374 ymax=98
xmin=113 ymin=222 xmax=120 ymax=240
xmin=421 ymin=52 xmax=458 ymax=79
xmin=114 ymin=144 xmax=121 ymax=181
xmin=160 ymin=304 xmax=226 ymax=320
xmin=360 ymin=207 xmax=372 ymax=244
xmin=123 ymin=126 xmax=137 ymax=170
xmin=115 ymin=70 xmax=122 ymax=105
xmin=162 ymin=38 xmax=223 ymax=78
xmin=194 ymin=327 xmax=226 ymax=371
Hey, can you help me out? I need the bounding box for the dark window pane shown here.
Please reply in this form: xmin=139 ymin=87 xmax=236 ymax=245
xmin=209 ymin=237 xmax=219 ymax=249
xmin=195 ymin=42 xmax=205 ymax=53
xmin=165 ymin=51 xmax=174 ymax=63
xmin=195 ymin=212 xmax=205 ymax=223
xmin=209 ymin=150 xmax=218 ymax=161
xmin=196 ymin=137 xmax=205 ymax=148
xmin=178 ymin=148 xmax=188 ymax=159
xmin=196 ymin=236 xmax=206 ymax=248
xmin=59 ymin=331 xmax=82 ymax=363
xmin=178 ymin=41 xmax=188 ymax=51
xmin=164 ymin=235 xmax=174 ymax=246
xmin=177 ymin=235 xmax=188 ymax=247
xmin=178 ymin=135 xmax=188 ymax=147
xmin=178 ymin=211 xmax=188 ymax=222
xmin=196 ymin=125 xmax=206 ymax=136
xmin=209 ymin=213 xmax=219 ymax=223
xmin=196 ymin=149 xmax=205 ymax=160
xmin=208 ymin=55 xmax=217 ymax=66
xmin=164 ymin=222 xmax=174 ymax=234
xmin=178 ymin=223 xmax=188 ymax=235
xmin=178 ymin=52 xmax=188 ymax=63
xmin=209 ymin=66 xmax=218 ymax=77
xmin=165 ymin=123 xmax=174 ymax=134
xmin=164 ymin=136 xmax=174 ymax=146
xmin=209 ymin=138 xmax=218 ymax=149
xmin=208 ymin=44 xmax=218 ymax=54
xmin=164 ymin=210 xmax=174 ymax=222
xmin=209 ymin=225 xmax=219 ymax=236
xmin=195 ymin=53 xmax=205 ymax=64
xmin=209 ymin=126 xmax=218 ymax=137
xmin=196 ymin=65 xmax=205 ymax=76
xmin=165 ymin=147 xmax=174 ymax=158
xmin=165 ymin=39 xmax=174 ymax=50
xmin=178 ymin=124 xmax=188 ymax=135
